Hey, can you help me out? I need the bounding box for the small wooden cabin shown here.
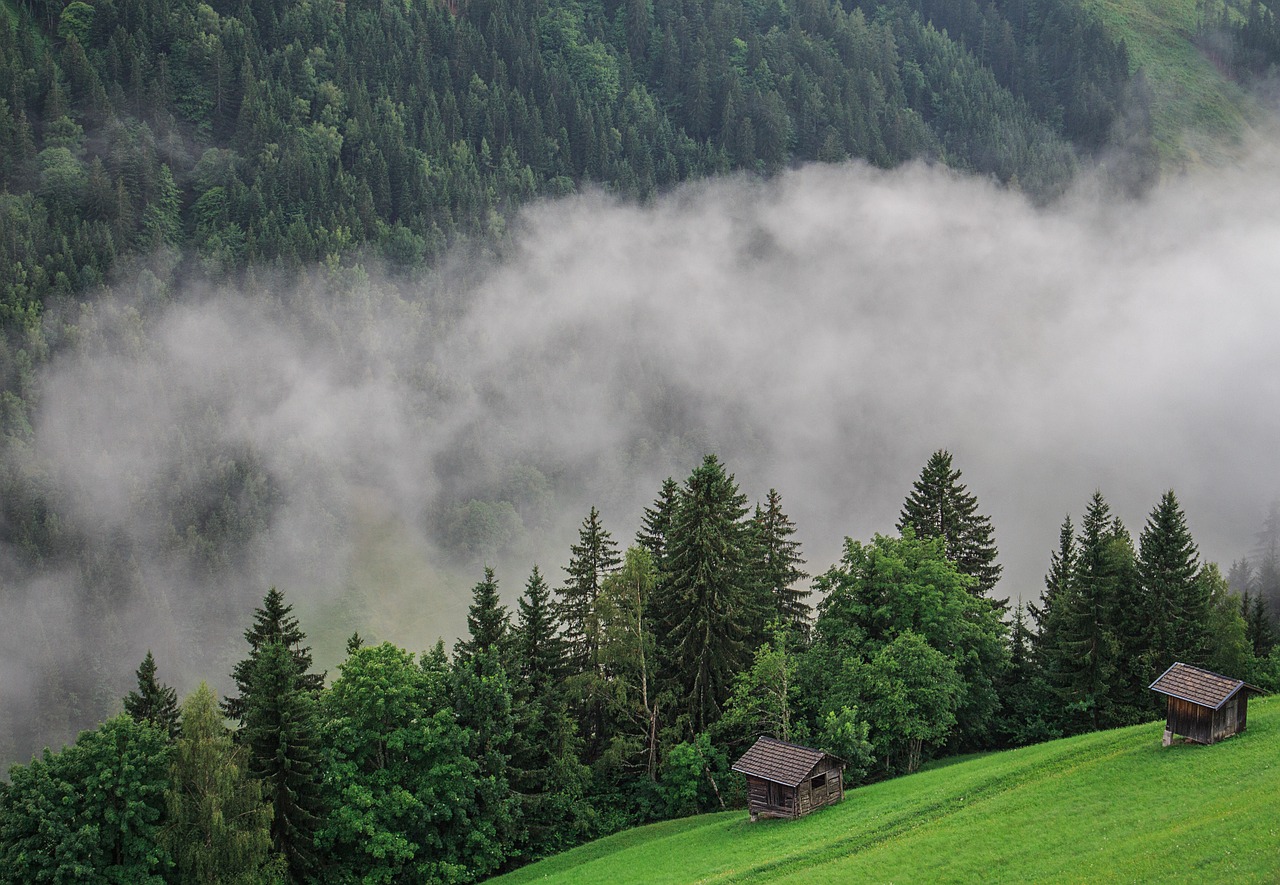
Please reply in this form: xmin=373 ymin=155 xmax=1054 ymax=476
xmin=1149 ymin=662 xmax=1265 ymax=746
xmin=731 ymin=737 xmax=845 ymax=821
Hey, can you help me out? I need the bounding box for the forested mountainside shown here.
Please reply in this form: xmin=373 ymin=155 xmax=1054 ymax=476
xmin=0 ymin=0 xmax=1137 ymax=319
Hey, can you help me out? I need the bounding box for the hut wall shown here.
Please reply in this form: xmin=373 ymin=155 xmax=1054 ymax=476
xmin=1237 ymin=693 xmax=1249 ymax=733
xmin=1166 ymin=697 xmax=1214 ymax=744
xmin=745 ymin=775 xmax=798 ymax=819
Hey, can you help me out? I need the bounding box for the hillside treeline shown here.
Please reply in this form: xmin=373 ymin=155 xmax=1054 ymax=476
xmin=3 ymin=450 xmax=1276 ymax=883
xmin=0 ymin=0 xmax=1138 ymax=325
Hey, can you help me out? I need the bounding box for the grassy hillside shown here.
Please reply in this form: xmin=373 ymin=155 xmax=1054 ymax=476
xmin=495 ymin=695 xmax=1280 ymax=883
xmin=1084 ymin=0 xmax=1261 ymax=166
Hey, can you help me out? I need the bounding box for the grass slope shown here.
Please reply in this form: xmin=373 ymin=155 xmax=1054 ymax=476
xmin=1084 ymin=0 xmax=1261 ymax=166
xmin=496 ymin=696 xmax=1280 ymax=883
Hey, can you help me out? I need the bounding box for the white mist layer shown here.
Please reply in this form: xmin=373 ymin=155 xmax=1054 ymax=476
xmin=8 ymin=153 xmax=1280 ymax=752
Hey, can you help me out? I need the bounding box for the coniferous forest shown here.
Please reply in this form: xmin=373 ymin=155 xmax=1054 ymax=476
xmin=3 ymin=0 xmax=1280 ymax=879
xmin=2 ymin=448 xmax=1279 ymax=882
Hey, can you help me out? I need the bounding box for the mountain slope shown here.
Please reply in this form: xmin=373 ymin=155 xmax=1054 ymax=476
xmin=495 ymin=695 xmax=1280 ymax=883
xmin=1084 ymin=0 xmax=1261 ymax=166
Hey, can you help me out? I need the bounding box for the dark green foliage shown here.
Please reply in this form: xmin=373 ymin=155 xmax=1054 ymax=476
xmin=124 ymin=649 xmax=180 ymax=740
xmin=557 ymin=506 xmax=621 ymax=677
xmin=897 ymin=450 xmax=1004 ymax=606
xmin=660 ymin=454 xmax=768 ymax=735
xmin=1138 ymin=490 xmax=1207 ymax=671
xmin=224 ymin=587 xmax=324 ymax=724
xmin=239 ymin=640 xmax=324 ymax=883
xmin=636 ymin=477 xmax=679 ymax=567
xmin=804 ymin=530 xmax=1008 ymax=768
xmin=319 ymin=642 xmax=483 ymax=883
xmin=0 ymin=715 xmax=172 ymax=884
xmin=456 ymin=566 xmax=511 ymax=662
xmin=752 ymin=489 xmax=810 ymax=633
xmin=515 ymin=565 xmax=564 ymax=695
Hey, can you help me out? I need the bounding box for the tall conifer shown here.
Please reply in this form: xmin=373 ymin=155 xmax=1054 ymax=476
xmin=123 ymin=650 xmax=180 ymax=740
xmin=898 ymin=450 xmax=1004 ymax=606
xmin=752 ymin=488 xmax=810 ymax=633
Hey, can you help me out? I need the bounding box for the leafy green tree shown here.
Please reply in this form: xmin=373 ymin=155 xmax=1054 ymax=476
xmin=597 ymin=545 xmax=665 ymax=782
xmin=448 ymin=648 xmax=518 ymax=878
xmin=124 ymin=649 xmax=180 ymax=740
xmin=162 ymin=683 xmax=277 ymax=885
xmin=1200 ymin=564 xmax=1255 ymax=680
xmin=717 ymin=623 xmax=801 ymax=748
xmin=752 ymin=489 xmax=811 ymax=633
xmin=807 ymin=530 xmax=1007 ymax=752
xmin=0 ymin=715 xmax=171 ymax=884
xmin=897 ymin=450 xmax=1004 ymax=606
xmin=319 ymin=642 xmax=480 ymax=883
xmin=862 ymin=631 xmax=963 ymax=773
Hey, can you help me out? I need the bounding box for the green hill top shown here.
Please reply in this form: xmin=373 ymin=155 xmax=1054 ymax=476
xmin=496 ymin=696 xmax=1280 ymax=883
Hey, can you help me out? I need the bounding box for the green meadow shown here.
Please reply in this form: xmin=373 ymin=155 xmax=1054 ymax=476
xmin=496 ymin=695 xmax=1280 ymax=884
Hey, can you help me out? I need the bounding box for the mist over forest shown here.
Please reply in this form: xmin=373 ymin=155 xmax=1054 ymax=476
xmin=4 ymin=147 xmax=1280 ymax=763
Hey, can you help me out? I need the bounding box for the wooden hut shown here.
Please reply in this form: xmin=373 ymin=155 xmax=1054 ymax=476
xmin=1149 ymin=662 xmax=1265 ymax=746
xmin=731 ymin=737 xmax=845 ymax=821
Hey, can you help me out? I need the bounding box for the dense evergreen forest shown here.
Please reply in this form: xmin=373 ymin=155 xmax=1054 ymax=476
xmin=2 ymin=449 xmax=1277 ymax=883
xmin=2 ymin=0 xmax=1274 ymax=878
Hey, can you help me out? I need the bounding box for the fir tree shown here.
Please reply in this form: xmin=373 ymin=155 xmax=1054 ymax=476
xmin=636 ymin=477 xmax=679 ymax=565
xmin=123 ymin=650 xmax=180 ymax=740
xmin=456 ymin=566 xmax=510 ymax=662
xmin=663 ymin=454 xmax=765 ymax=734
xmin=240 ymin=640 xmax=324 ymax=883
xmin=897 ymin=450 xmax=1004 ymax=606
xmin=1138 ymin=490 xmax=1206 ymax=670
xmin=752 ymin=489 xmax=810 ymax=634
xmin=1031 ymin=514 xmax=1075 ymax=662
xmin=224 ymin=587 xmax=324 ymax=724
xmin=556 ymin=506 xmax=621 ymax=677
xmin=515 ymin=565 xmax=563 ymax=696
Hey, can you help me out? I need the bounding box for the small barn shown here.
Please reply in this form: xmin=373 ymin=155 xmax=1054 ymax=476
xmin=731 ymin=736 xmax=845 ymax=821
xmin=1149 ymin=662 xmax=1265 ymax=746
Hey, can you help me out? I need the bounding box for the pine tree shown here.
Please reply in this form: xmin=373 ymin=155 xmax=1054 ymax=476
xmin=752 ymin=489 xmax=810 ymax=634
xmin=224 ymin=587 xmax=324 ymax=724
xmin=556 ymin=506 xmax=621 ymax=677
xmin=1138 ymin=490 xmax=1206 ymax=670
xmin=123 ymin=650 xmax=180 ymax=740
xmin=897 ymin=450 xmax=1004 ymax=606
xmin=663 ymin=454 xmax=765 ymax=734
xmin=456 ymin=566 xmax=510 ymax=661
xmin=1031 ymin=515 xmax=1075 ymax=660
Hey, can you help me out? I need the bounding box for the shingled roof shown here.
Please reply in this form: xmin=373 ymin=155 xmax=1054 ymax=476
xmin=731 ymin=737 xmax=841 ymax=787
xmin=1149 ymin=662 xmax=1264 ymax=710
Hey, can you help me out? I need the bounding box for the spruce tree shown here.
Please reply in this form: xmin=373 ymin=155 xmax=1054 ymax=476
xmin=240 ymin=640 xmax=324 ymax=883
xmin=752 ymin=489 xmax=810 ymax=634
xmin=1031 ymin=515 xmax=1075 ymax=660
xmin=556 ymin=506 xmax=621 ymax=677
xmin=515 ymin=565 xmax=564 ymax=696
xmin=663 ymin=454 xmax=765 ymax=734
xmin=1138 ymin=490 xmax=1206 ymax=670
xmin=636 ymin=477 xmax=679 ymax=565
xmin=1049 ymin=492 xmax=1120 ymax=733
xmin=897 ymin=450 xmax=1004 ymax=606
xmin=123 ymin=650 xmax=180 ymax=740
xmin=456 ymin=566 xmax=510 ymax=662
xmin=224 ymin=587 xmax=324 ymax=723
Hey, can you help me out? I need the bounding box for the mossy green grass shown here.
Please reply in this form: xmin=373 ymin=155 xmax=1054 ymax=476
xmin=495 ymin=695 xmax=1280 ymax=883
